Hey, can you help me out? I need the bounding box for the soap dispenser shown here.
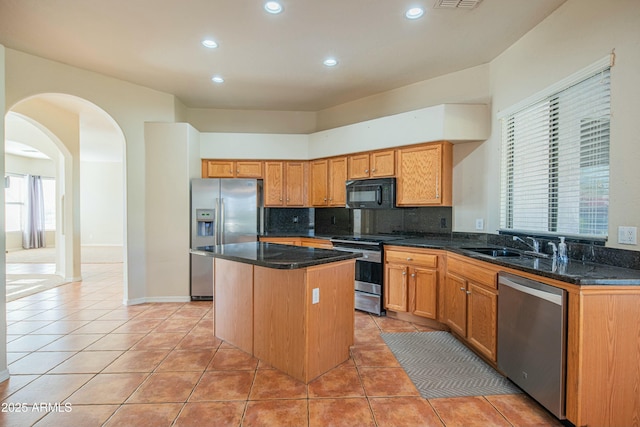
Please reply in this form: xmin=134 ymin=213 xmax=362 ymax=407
xmin=558 ymin=237 xmax=568 ymax=263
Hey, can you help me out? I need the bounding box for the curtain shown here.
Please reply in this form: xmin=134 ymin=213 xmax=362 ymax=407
xmin=23 ymin=174 xmax=47 ymax=249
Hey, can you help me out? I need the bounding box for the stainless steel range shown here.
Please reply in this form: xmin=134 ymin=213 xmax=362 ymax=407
xmin=330 ymin=235 xmax=405 ymax=316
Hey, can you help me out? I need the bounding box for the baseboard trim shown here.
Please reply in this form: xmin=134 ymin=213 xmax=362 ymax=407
xmin=0 ymin=369 xmax=10 ymax=383
xmin=125 ymin=296 xmax=191 ymax=305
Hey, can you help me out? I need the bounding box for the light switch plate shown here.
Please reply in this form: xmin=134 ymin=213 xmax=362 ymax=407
xmin=618 ymin=226 xmax=637 ymax=245
xmin=312 ymin=288 xmax=320 ymax=304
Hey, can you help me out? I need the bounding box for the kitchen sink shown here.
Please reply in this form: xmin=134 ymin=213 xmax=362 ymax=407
xmin=461 ymin=247 xmax=522 ymax=258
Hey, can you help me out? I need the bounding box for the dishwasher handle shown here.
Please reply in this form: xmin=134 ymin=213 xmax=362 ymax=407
xmin=498 ymin=273 xmax=564 ymax=306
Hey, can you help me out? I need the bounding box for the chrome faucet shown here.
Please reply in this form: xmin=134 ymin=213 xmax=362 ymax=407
xmin=513 ymin=235 xmax=539 ymax=252
xmin=548 ymin=242 xmax=558 ymax=259
xmin=527 ymin=237 xmax=540 ymax=253
xmin=513 ymin=236 xmax=549 ymax=258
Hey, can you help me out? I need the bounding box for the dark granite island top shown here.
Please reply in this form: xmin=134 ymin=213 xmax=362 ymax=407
xmin=191 ymin=242 xmax=361 ymax=269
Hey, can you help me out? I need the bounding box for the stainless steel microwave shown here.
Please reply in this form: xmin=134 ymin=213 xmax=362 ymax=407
xmin=345 ymin=178 xmax=395 ymax=209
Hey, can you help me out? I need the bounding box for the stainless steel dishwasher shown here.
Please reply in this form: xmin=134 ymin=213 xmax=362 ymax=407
xmin=498 ymin=272 xmax=567 ymax=420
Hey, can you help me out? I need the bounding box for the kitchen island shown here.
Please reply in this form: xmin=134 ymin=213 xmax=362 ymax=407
xmin=192 ymin=242 xmax=360 ymax=383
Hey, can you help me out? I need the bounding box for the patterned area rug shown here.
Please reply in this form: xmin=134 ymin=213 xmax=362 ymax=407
xmin=381 ymin=331 xmax=522 ymax=399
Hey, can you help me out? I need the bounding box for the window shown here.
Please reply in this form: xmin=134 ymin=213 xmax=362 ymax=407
xmin=5 ymin=174 xmax=25 ymax=232
xmin=4 ymin=174 xmax=57 ymax=232
xmin=499 ymin=58 xmax=612 ymax=239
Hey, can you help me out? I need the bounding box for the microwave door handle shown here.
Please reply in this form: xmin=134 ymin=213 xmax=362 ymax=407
xmin=376 ymin=186 xmax=382 ymax=205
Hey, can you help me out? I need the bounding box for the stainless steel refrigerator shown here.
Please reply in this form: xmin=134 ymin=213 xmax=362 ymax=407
xmin=190 ymin=178 xmax=263 ymax=300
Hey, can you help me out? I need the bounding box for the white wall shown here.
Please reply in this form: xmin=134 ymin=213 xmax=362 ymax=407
xmin=143 ymin=122 xmax=199 ymax=302
xmin=4 ymin=48 xmax=178 ymax=302
xmin=0 ymin=44 xmax=8 ymax=380
xmin=453 ymin=0 xmax=640 ymax=249
xmin=80 ymin=160 xmax=123 ymax=245
xmin=200 ymin=133 xmax=309 ymax=160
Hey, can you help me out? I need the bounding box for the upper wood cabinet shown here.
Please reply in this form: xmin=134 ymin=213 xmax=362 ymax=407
xmin=310 ymin=157 xmax=347 ymax=207
xmin=348 ymin=150 xmax=395 ymax=180
xmin=202 ymin=160 xmax=263 ymax=178
xmin=264 ymin=161 xmax=307 ymax=207
xmin=396 ymin=142 xmax=452 ymax=206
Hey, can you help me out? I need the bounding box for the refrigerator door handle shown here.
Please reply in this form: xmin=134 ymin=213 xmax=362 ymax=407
xmin=214 ymin=198 xmax=220 ymax=246
xmin=220 ymin=198 xmax=225 ymax=244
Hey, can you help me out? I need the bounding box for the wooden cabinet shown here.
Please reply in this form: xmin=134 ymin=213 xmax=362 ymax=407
xmin=347 ymin=150 xmax=395 ymax=179
xmin=444 ymin=254 xmax=499 ymax=362
xmin=202 ymin=160 xmax=263 ymax=178
xmin=259 ymin=236 xmax=333 ymax=249
xmin=384 ymin=246 xmax=439 ymax=319
xmin=310 ymin=157 xmax=347 ymax=207
xmin=264 ymin=161 xmax=307 ymax=207
xmin=396 ymin=142 xmax=452 ymax=206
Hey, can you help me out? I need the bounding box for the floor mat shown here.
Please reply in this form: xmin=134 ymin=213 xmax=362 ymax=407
xmin=381 ymin=331 xmax=522 ymax=399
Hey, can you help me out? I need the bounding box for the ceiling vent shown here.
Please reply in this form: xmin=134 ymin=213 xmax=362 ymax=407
xmin=434 ymin=0 xmax=483 ymax=9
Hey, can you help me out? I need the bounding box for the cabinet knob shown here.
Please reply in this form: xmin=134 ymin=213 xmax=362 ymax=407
xmin=372 ymin=168 xmax=376 ymax=172
xmin=279 ymin=198 xmax=283 ymax=201
xmin=286 ymin=198 xmax=290 ymax=201
xmin=365 ymin=169 xmax=369 ymax=173
xmin=236 ymin=169 xmax=240 ymax=173
xmin=406 ymin=257 xmax=412 ymax=261
xmin=460 ymin=287 xmax=465 ymax=291
xmin=466 ymin=291 xmax=472 ymax=295
xmin=402 ymin=271 xmax=406 ymax=276
xmin=229 ymin=170 xmax=233 ymax=174
xmin=329 ymin=198 xmax=332 ymax=201
xmin=411 ymin=273 xmax=416 ymax=278
xmin=324 ymin=198 xmax=327 ymax=201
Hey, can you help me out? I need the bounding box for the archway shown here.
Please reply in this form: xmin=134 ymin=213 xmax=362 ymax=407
xmin=4 ymin=93 xmax=127 ymax=298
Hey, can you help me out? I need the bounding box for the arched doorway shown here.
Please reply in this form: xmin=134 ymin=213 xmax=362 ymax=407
xmin=4 ymin=93 xmax=127 ymax=299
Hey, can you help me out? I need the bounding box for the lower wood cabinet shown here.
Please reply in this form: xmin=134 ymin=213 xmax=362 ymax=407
xmin=444 ymin=254 xmax=499 ymax=362
xmin=384 ymin=246 xmax=440 ymax=319
xmin=259 ymin=236 xmax=332 ymax=249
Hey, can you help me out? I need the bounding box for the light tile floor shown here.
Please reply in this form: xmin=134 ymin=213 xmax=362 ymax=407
xmin=2 ymin=263 xmax=563 ymax=426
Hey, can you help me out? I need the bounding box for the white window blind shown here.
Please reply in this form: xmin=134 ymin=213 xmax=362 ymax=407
xmin=500 ymin=64 xmax=611 ymax=239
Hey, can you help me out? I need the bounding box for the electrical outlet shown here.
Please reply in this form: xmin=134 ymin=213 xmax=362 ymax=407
xmin=312 ymin=288 xmax=320 ymax=304
xmin=475 ymin=218 xmax=484 ymax=230
xmin=618 ymin=226 xmax=637 ymax=245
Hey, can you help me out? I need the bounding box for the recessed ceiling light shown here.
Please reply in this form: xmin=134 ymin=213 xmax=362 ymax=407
xmin=201 ymin=39 xmax=218 ymax=49
xmin=264 ymin=1 xmax=283 ymax=14
xmin=323 ymin=58 xmax=339 ymax=67
xmin=405 ymin=7 xmax=425 ymax=19
xmin=211 ymin=76 xmax=224 ymax=83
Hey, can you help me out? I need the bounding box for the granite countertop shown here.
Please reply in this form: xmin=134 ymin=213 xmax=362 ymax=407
xmin=389 ymin=238 xmax=640 ymax=286
xmin=191 ymin=242 xmax=361 ymax=270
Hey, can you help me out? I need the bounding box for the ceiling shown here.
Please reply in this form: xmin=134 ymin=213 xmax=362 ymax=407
xmin=0 ymin=0 xmax=567 ymax=112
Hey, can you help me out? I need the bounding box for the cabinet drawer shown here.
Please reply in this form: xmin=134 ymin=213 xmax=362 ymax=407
xmin=447 ymin=256 xmax=498 ymax=289
xmin=385 ymin=250 xmax=437 ymax=268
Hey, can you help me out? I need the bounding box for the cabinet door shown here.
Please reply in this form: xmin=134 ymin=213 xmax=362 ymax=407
xmin=236 ymin=161 xmax=263 ymax=178
xmin=310 ymin=160 xmax=328 ymax=206
xmin=348 ymin=154 xmax=370 ymax=179
xmin=384 ymin=264 xmax=408 ymax=312
xmin=396 ymin=142 xmax=452 ymax=206
xmin=264 ymin=162 xmax=285 ymax=206
xmin=444 ymin=273 xmax=467 ymax=337
xmin=412 ymin=267 xmax=437 ymax=319
xmin=328 ymin=157 xmax=347 ymax=206
xmin=371 ymin=150 xmax=395 ymax=177
xmin=467 ymin=281 xmax=498 ymax=362
xmin=204 ymin=160 xmax=235 ymax=178
xmin=285 ymin=162 xmax=306 ymax=206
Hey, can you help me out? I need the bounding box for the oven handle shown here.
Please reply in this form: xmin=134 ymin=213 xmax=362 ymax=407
xmin=376 ymin=186 xmax=382 ymax=205
xmin=332 ymin=246 xmax=381 ymax=263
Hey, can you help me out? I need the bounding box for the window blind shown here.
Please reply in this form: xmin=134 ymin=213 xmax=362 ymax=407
xmin=500 ymin=67 xmax=611 ymax=238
